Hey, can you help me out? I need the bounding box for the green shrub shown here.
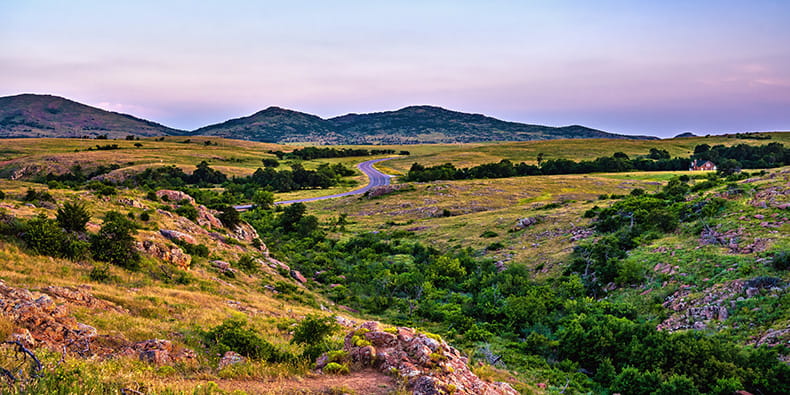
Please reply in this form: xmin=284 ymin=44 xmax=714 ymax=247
xmin=89 ymin=263 xmax=114 ymax=283
xmin=174 ymin=204 xmax=198 ymax=221
xmin=291 ymin=314 xmax=340 ymax=345
xmin=323 ymin=362 xmax=349 ymax=375
xmin=236 ymin=255 xmax=258 ymax=273
xmin=479 ymin=230 xmax=498 ymax=238
xmin=771 ymin=251 xmax=790 ymax=271
xmin=0 ymin=190 xmax=5 ymax=200
xmin=485 ymin=242 xmax=504 ymax=251
xmin=23 ymin=188 xmax=55 ymax=203
xmin=90 ymin=211 xmax=140 ymax=269
xmin=218 ymin=205 xmax=241 ymax=228
xmin=22 ymin=215 xmax=67 ymax=257
xmin=204 ymin=318 xmax=283 ymax=362
xmin=56 ymin=201 xmax=90 ymax=232
xmin=139 ymin=212 xmax=150 ymax=221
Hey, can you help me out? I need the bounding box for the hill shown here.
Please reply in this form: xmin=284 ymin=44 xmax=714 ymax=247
xmin=195 ymin=105 xmax=657 ymax=143
xmin=192 ymin=106 xmax=341 ymax=143
xmin=0 ymin=94 xmax=184 ymax=138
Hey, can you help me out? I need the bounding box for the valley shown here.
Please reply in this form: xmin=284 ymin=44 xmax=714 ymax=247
xmin=0 ymin=134 xmax=787 ymax=394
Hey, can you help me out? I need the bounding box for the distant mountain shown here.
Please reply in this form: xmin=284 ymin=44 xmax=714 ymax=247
xmin=0 ymin=94 xmax=657 ymax=142
xmin=192 ymin=106 xmax=344 ymax=144
xmin=195 ymin=105 xmax=658 ymax=143
xmin=674 ymin=132 xmax=697 ymax=138
xmin=0 ymin=94 xmax=183 ymax=138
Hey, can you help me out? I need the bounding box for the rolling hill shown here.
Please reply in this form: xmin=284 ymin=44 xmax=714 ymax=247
xmin=1 ymin=94 xmax=658 ymax=143
xmin=0 ymin=94 xmax=184 ymax=138
xmin=195 ymin=105 xmax=658 ymax=143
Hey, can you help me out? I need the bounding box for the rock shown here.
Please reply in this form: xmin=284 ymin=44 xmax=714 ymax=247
xmin=218 ymin=351 xmax=246 ymax=369
xmin=159 ymin=229 xmax=197 ymax=245
xmin=137 ymin=239 xmax=192 ymax=270
xmin=232 ymin=223 xmax=259 ymax=242
xmin=291 ymin=270 xmax=307 ymax=283
xmin=156 ymin=190 xmax=195 ymax=204
xmin=196 ymin=205 xmax=223 ymax=229
xmin=328 ymin=321 xmax=518 ymax=395
xmin=513 ymin=216 xmax=540 ymax=230
xmin=116 ymin=197 xmax=146 ymax=208
xmin=129 ymin=339 xmax=196 ymax=365
xmin=754 ymin=214 xmax=765 ymax=220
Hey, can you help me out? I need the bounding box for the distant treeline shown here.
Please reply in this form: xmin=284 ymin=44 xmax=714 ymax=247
xmin=404 ymin=143 xmax=790 ymax=182
xmin=41 ymin=160 xmax=356 ymax=207
xmin=268 ymin=147 xmax=409 ymax=160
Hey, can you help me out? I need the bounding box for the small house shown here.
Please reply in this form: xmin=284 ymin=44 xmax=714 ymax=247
xmin=689 ymin=159 xmax=716 ymax=171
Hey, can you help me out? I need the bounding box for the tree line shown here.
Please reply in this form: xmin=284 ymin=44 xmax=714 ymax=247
xmin=268 ymin=147 xmax=409 ymax=160
xmin=404 ymin=143 xmax=790 ymax=182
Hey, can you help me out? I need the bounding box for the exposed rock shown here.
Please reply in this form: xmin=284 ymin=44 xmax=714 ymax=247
xmin=196 ymin=205 xmax=223 ymax=229
xmin=137 ymin=239 xmax=192 ymax=270
xmin=658 ymin=280 xmax=745 ymax=332
xmin=121 ymin=339 xmax=197 ymax=365
xmin=218 ymin=351 xmax=246 ymax=369
xmin=159 ymin=229 xmax=197 ymax=245
xmin=291 ymin=270 xmax=307 ymax=283
xmin=323 ymin=321 xmax=517 ymax=395
xmin=211 ymin=260 xmax=235 ymax=274
xmin=513 ymin=216 xmax=540 ymax=230
xmin=116 ymin=197 xmax=146 ymax=209
xmin=41 ymin=285 xmax=127 ymax=314
xmin=156 ymin=190 xmax=195 ymax=204
xmin=232 ymin=223 xmax=259 ymax=242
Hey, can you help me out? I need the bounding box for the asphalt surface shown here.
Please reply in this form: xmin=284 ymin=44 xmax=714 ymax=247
xmin=233 ymin=157 xmax=395 ymax=210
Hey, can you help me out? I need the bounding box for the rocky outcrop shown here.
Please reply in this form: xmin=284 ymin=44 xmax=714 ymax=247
xmin=0 ymin=281 xmax=194 ymax=364
xmin=118 ymin=339 xmax=197 ymax=365
xmin=156 ymin=190 xmax=195 ymax=204
xmin=513 ymin=216 xmax=541 ymax=230
xmin=197 ymin=205 xmax=223 ymax=229
xmin=232 ymin=223 xmax=260 ymax=242
xmin=159 ymin=229 xmax=197 ymax=245
xmin=41 ymin=285 xmax=127 ymax=314
xmin=218 ymin=350 xmax=246 ymax=369
xmin=317 ymin=321 xmax=517 ymax=395
xmin=137 ymin=239 xmax=192 ymax=270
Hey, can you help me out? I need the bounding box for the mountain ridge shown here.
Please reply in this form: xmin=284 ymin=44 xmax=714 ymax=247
xmin=1 ymin=93 xmax=658 ymax=143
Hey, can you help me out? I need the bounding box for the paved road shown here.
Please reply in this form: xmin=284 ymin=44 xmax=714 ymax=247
xmin=234 ymin=157 xmax=396 ymax=210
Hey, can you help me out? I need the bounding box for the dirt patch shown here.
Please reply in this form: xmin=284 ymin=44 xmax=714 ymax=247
xmin=177 ymin=369 xmax=397 ymax=394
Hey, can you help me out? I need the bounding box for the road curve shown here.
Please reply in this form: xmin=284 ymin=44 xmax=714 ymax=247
xmin=234 ymin=157 xmax=396 ymax=210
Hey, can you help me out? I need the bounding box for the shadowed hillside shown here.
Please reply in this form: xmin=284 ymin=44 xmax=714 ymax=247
xmin=0 ymin=94 xmax=184 ymax=138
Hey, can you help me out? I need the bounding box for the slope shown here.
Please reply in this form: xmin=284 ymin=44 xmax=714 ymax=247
xmin=0 ymin=94 xmax=183 ymax=138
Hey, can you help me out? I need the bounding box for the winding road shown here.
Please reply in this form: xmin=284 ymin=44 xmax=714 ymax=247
xmin=234 ymin=157 xmax=396 ymax=210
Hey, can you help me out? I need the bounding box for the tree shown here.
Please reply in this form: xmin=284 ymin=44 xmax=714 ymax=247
xmin=279 ymin=203 xmax=306 ymax=231
xmin=22 ymin=215 xmax=67 ymax=257
xmin=56 ymin=201 xmax=90 ymax=232
xmin=217 ymin=206 xmax=241 ymax=229
xmin=252 ymin=190 xmax=275 ymax=210
xmin=717 ymin=159 xmax=740 ymax=176
xmin=90 ymin=211 xmax=140 ymax=269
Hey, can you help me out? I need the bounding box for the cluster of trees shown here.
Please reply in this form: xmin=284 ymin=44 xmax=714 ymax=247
xmin=268 ymin=147 xmax=408 ymax=160
xmin=0 ymin=202 xmax=141 ymax=270
xmin=404 ymin=143 xmax=790 ymax=182
xmin=240 ymin=199 xmax=788 ymax=393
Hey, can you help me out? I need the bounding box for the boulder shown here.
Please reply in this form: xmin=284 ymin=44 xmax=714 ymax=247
xmin=196 ymin=205 xmax=223 ymax=229
xmin=159 ymin=229 xmax=197 ymax=245
xmin=156 ymin=190 xmax=195 ymax=204
xmin=137 ymin=239 xmax=192 ymax=270
xmin=327 ymin=321 xmax=518 ymax=395
xmin=218 ymin=351 xmax=246 ymax=369
xmin=291 ymin=270 xmax=307 ymax=283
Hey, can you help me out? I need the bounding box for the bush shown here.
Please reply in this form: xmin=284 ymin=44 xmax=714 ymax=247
xmin=204 ymin=318 xmax=283 ymax=362
xmin=23 ymin=188 xmax=55 ymax=203
xmin=291 ymin=314 xmax=340 ymax=345
xmin=89 ymin=263 xmax=114 ymax=283
xmin=323 ymin=362 xmax=349 ymax=375
xmin=0 ymin=190 xmax=5 ymax=200
xmin=90 ymin=211 xmax=140 ymax=269
xmin=486 ymin=242 xmax=504 ymax=251
xmin=139 ymin=212 xmax=150 ymax=221
xmin=56 ymin=201 xmax=90 ymax=232
xmin=236 ymin=255 xmax=258 ymax=273
xmin=175 ymin=204 xmax=198 ymax=221
xmin=217 ymin=206 xmax=241 ymax=229
xmin=480 ymin=230 xmax=499 ymax=238
xmin=21 ymin=215 xmax=67 ymax=257
xmin=771 ymin=251 xmax=790 ymax=271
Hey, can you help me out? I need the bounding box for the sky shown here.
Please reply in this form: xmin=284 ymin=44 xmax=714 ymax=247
xmin=1 ymin=0 xmax=789 ymax=137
